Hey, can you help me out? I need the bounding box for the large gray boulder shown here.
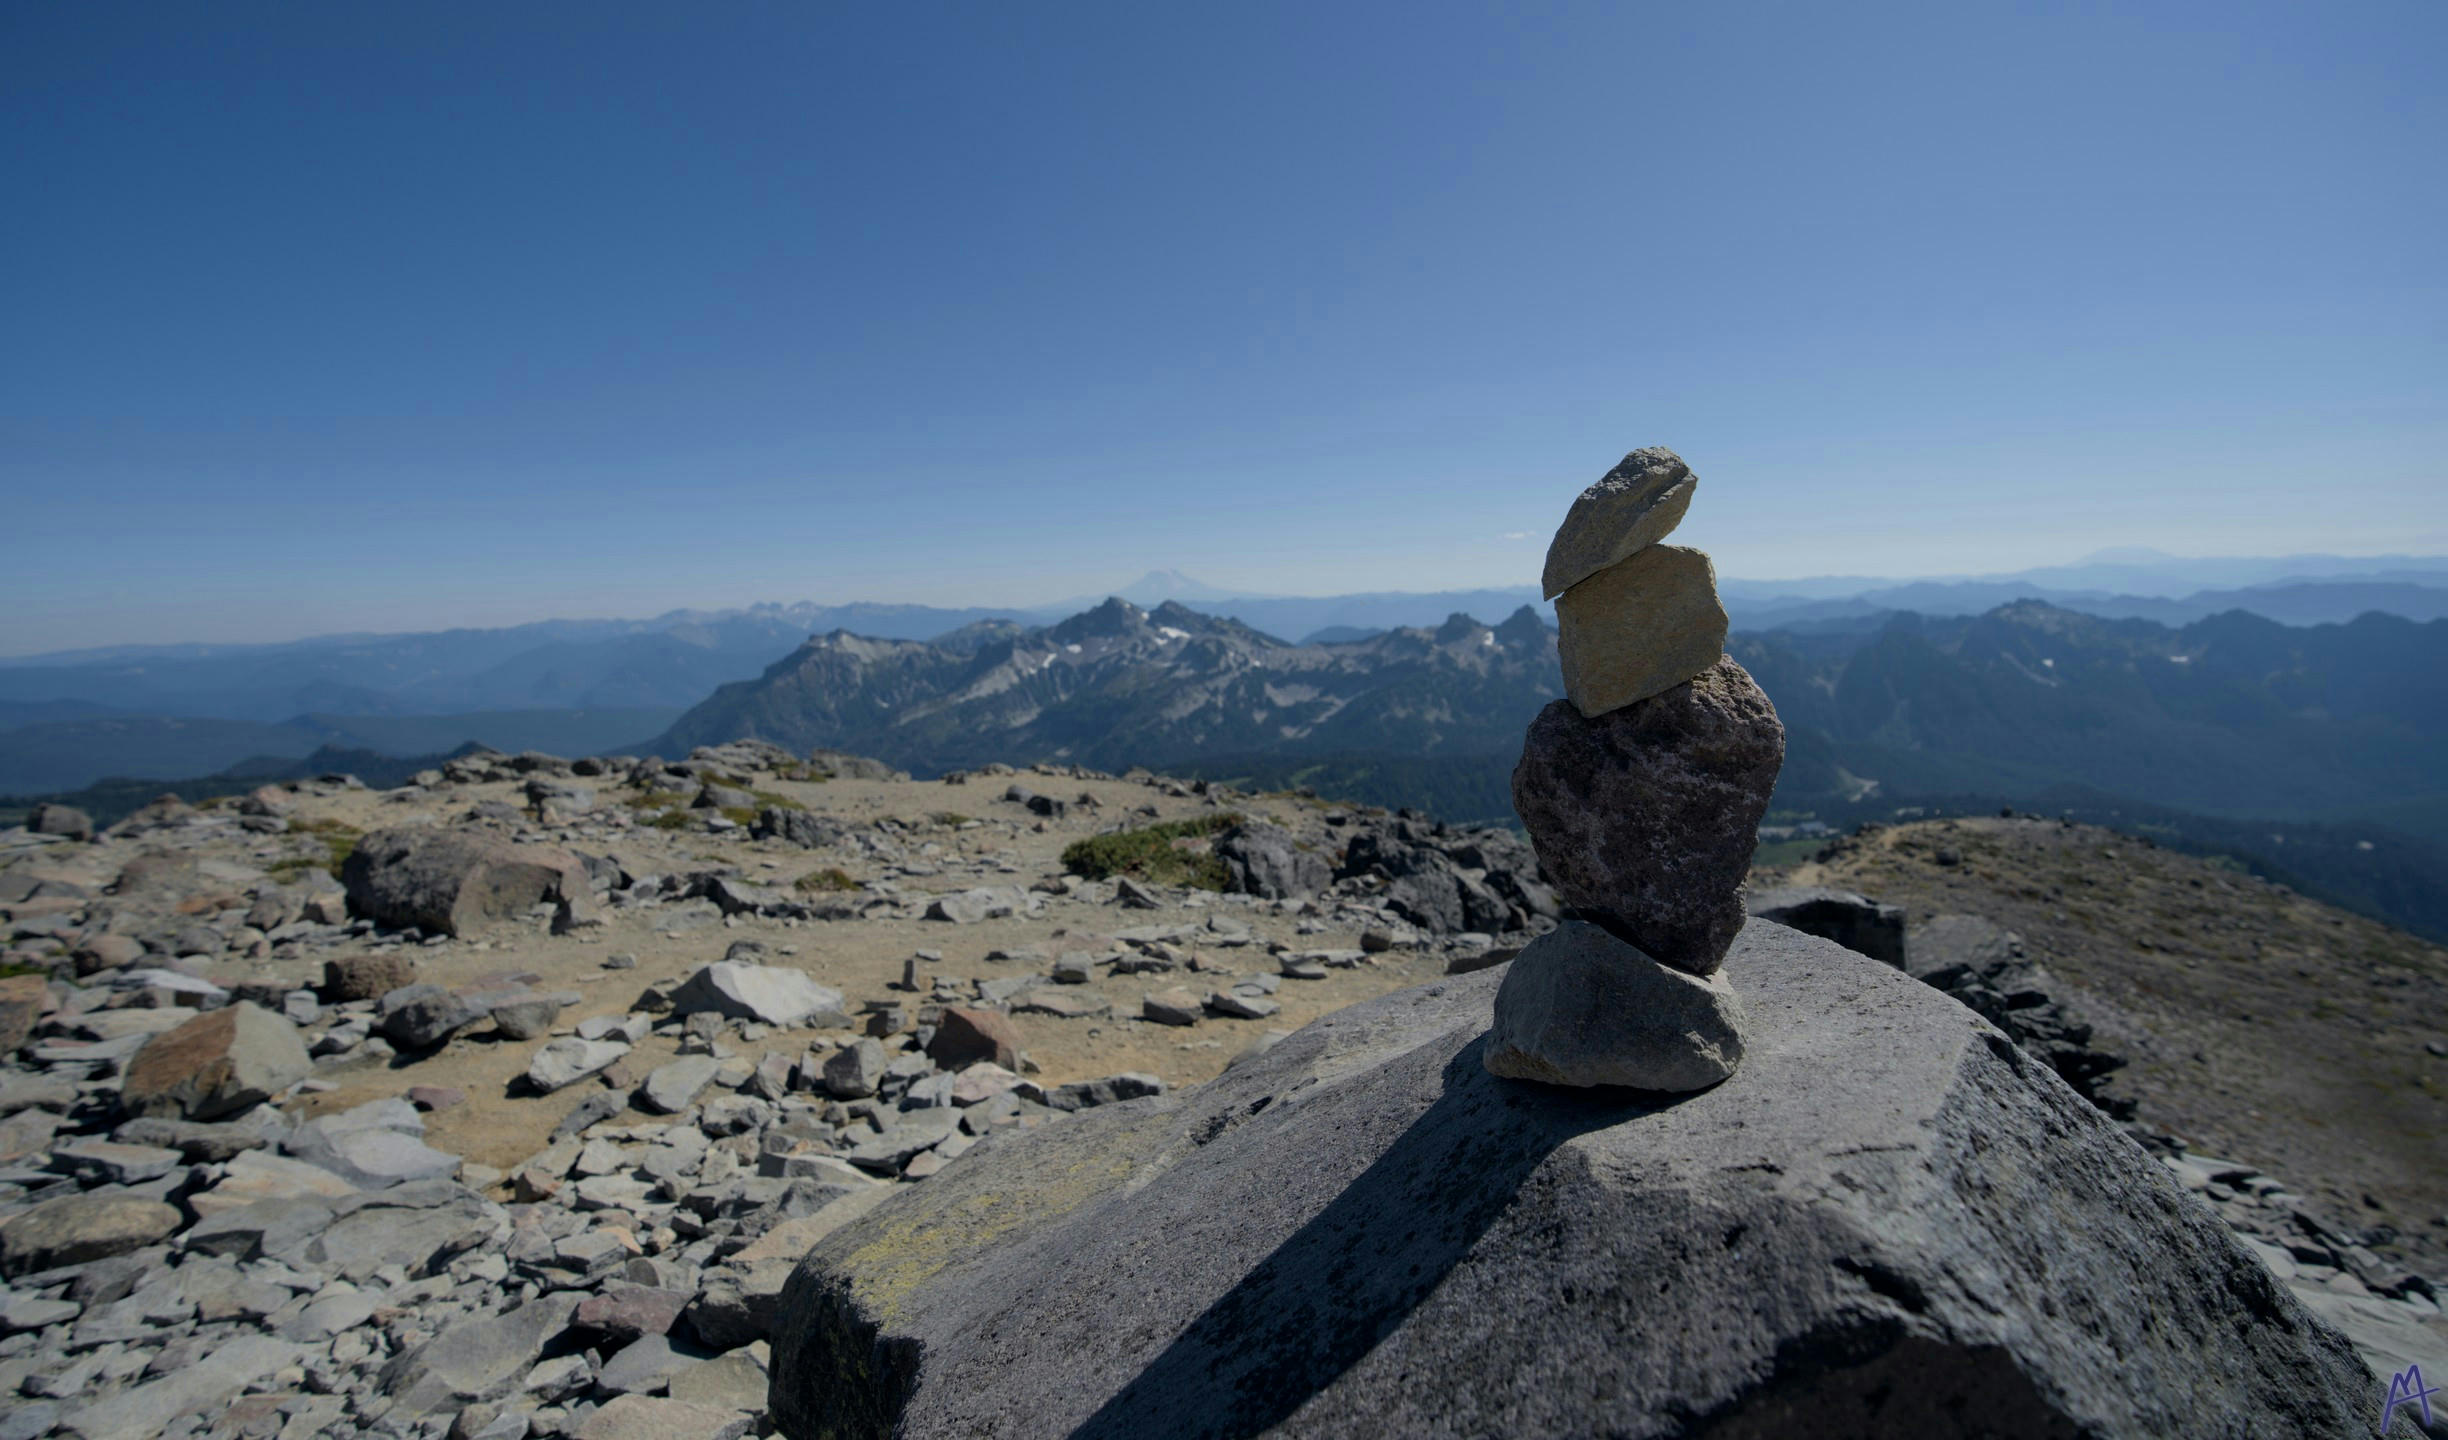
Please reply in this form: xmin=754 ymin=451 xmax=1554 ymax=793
xmin=341 ymin=827 xmax=599 ymax=936
xmin=772 ymin=921 xmax=2373 ymax=1439
xmin=1214 ymin=822 xmax=1331 ymax=901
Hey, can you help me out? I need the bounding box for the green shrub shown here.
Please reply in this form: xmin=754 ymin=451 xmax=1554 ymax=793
xmin=1060 ymin=812 xmax=1243 ymax=891
xmin=794 ymin=867 xmax=859 ymax=893
xmin=930 ymin=812 xmax=973 ymax=827
xmin=268 ymin=818 xmax=363 ymax=881
xmin=646 ymin=809 xmax=691 ymax=830
xmin=750 ymin=791 xmax=804 ymax=813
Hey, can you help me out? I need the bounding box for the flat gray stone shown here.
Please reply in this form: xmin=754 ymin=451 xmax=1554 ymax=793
xmin=640 ymin=1056 xmax=724 ymax=1114
xmin=284 ymin=1098 xmax=459 ymax=1189
xmin=381 ymin=1291 xmax=583 ymax=1414
xmin=672 ymin=962 xmax=846 ymax=1029
xmin=528 ymin=1037 xmax=630 ymax=1093
xmin=1482 ymin=921 xmax=1744 ymax=1091
xmin=65 ymin=1335 xmax=301 ymax=1437
xmin=1540 ymin=445 xmax=1697 ymax=598
xmin=770 ymin=921 xmax=2374 ymax=1440
xmin=0 ymin=1193 xmax=182 ymax=1278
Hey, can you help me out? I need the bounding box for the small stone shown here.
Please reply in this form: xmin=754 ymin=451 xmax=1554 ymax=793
xmin=1141 ymin=989 xmax=1203 ymax=1027
xmin=1204 ymin=990 xmax=1281 ymax=1020
xmin=640 ymin=1056 xmax=724 ymax=1114
xmin=50 ymin=1138 xmax=182 ymax=1185
xmin=527 ymin=1037 xmax=630 ymax=1094
xmin=1512 ymin=656 xmax=1784 ymax=976
xmin=1013 ymin=988 xmax=1111 ymax=1020
xmin=575 ymin=1394 xmax=754 ymax=1440
xmin=490 ymin=992 xmax=565 ymax=1040
xmin=119 ymin=1001 xmax=313 ymax=1121
xmin=1553 ymin=543 xmax=1728 ymax=717
xmin=1482 ymin=920 xmax=1745 ymax=1091
xmin=408 ymin=1085 xmax=469 ymax=1112
xmin=27 ymin=802 xmax=94 ymax=842
xmin=671 ymin=962 xmax=847 ymax=1029
xmin=0 ymin=1192 xmax=182 ymax=1277
xmin=822 ymin=1039 xmax=889 ymax=1099
xmin=1540 ymin=446 xmax=1697 ymax=598
xmin=948 ymin=1062 xmax=1023 ymax=1106
xmin=575 ymin=1285 xmax=694 ymax=1341
xmin=324 ymin=952 xmax=419 ymax=1002
xmin=0 ymin=973 xmax=48 ymax=1054
xmin=667 ymin=1346 xmax=769 ymax=1412
xmin=927 ymin=1007 xmax=1023 ymax=1070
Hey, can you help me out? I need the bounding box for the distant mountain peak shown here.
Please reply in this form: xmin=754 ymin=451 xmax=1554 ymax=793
xmin=1109 ymin=569 xmax=1256 ymax=606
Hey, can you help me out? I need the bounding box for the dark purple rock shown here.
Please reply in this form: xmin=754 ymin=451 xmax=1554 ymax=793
xmin=1511 ymin=655 xmax=1783 ymax=976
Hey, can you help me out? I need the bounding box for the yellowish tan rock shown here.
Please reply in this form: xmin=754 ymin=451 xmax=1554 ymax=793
xmin=1540 ymin=447 xmax=1696 ymax=599
xmin=1555 ymin=543 xmax=1727 ymax=717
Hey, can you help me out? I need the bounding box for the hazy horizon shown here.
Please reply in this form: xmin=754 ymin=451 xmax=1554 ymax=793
xmin=7 ymin=545 xmax=2448 ymax=660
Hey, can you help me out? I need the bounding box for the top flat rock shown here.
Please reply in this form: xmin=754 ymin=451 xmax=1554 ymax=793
xmin=1540 ymin=447 xmax=1697 ymax=599
xmin=770 ymin=920 xmax=2373 ymax=1440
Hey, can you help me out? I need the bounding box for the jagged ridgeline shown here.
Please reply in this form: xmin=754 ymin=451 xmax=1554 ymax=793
xmin=654 ymin=599 xmax=1562 ymax=785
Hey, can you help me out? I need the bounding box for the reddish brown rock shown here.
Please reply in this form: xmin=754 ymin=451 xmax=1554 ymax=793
xmin=325 ymin=953 xmax=419 ymax=1002
xmin=575 ymin=1285 xmax=693 ymax=1341
xmin=1511 ymin=655 xmax=1784 ymax=976
xmin=927 ymin=1006 xmax=1024 ymax=1070
xmin=120 ymin=1001 xmax=312 ymax=1121
xmin=0 ymin=973 xmax=50 ymax=1055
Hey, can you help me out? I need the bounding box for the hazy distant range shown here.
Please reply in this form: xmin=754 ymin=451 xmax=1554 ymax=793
xmin=0 ymin=549 xmax=2443 ymax=798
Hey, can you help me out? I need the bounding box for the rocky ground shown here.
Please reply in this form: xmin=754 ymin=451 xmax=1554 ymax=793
xmin=0 ymin=743 xmax=1558 ymax=1438
xmin=0 ymin=751 xmax=2440 ymax=1438
xmin=1760 ymin=813 xmax=2448 ymax=1385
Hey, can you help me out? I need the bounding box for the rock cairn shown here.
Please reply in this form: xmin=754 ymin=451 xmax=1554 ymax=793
xmin=1487 ymin=447 xmax=1785 ymax=1091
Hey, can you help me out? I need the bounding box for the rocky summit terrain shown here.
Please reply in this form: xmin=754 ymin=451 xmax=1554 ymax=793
xmin=0 ymin=740 xmax=1557 ymax=1438
xmin=1758 ymin=814 xmax=2448 ymax=1387
xmin=0 ymin=731 xmax=2441 ymax=1437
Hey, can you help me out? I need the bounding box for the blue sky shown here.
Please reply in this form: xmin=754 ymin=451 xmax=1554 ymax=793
xmin=4 ymin=1 xmax=2442 ymax=652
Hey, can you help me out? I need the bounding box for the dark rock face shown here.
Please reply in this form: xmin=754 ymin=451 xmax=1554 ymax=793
xmin=769 ymin=923 xmax=2374 ymax=1440
xmin=1908 ymin=913 xmax=2129 ymax=1115
xmin=1744 ymin=885 xmax=1906 ymax=967
xmin=1512 ymin=656 xmax=1783 ymax=975
xmin=753 ymin=808 xmax=852 ymax=849
xmin=341 ymin=828 xmax=599 ymax=937
xmin=1214 ymin=823 xmax=1331 ymax=901
xmin=1333 ymin=819 xmax=1554 ymax=936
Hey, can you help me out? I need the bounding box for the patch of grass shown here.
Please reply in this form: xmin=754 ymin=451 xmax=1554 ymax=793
xmin=0 ymin=960 xmax=48 ymax=979
xmin=750 ymin=791 xmax=803 ymax=813
xmin=645 ymin=810 xmax=691 ymax=830
xmin=719 ymin=807 xmax=759 ymax=826
xmin=624 ymin=789 xmax=692 ymax=811
xmin=1750 ymin=837 xmax=1822 ymax=871
xmin=930 ymin=812 xmax=973 ymax=827
xmin=269 ymin=817 xmax=362 ymax=881
xmin=794 ymin=867 xmax=859 ymax=893
xmin=1061 ymin=812 xmax=1242 ymax=891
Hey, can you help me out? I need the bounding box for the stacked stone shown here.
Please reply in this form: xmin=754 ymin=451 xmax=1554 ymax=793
xmin=1485 ymin=447 xmax=1785 ymax=1092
